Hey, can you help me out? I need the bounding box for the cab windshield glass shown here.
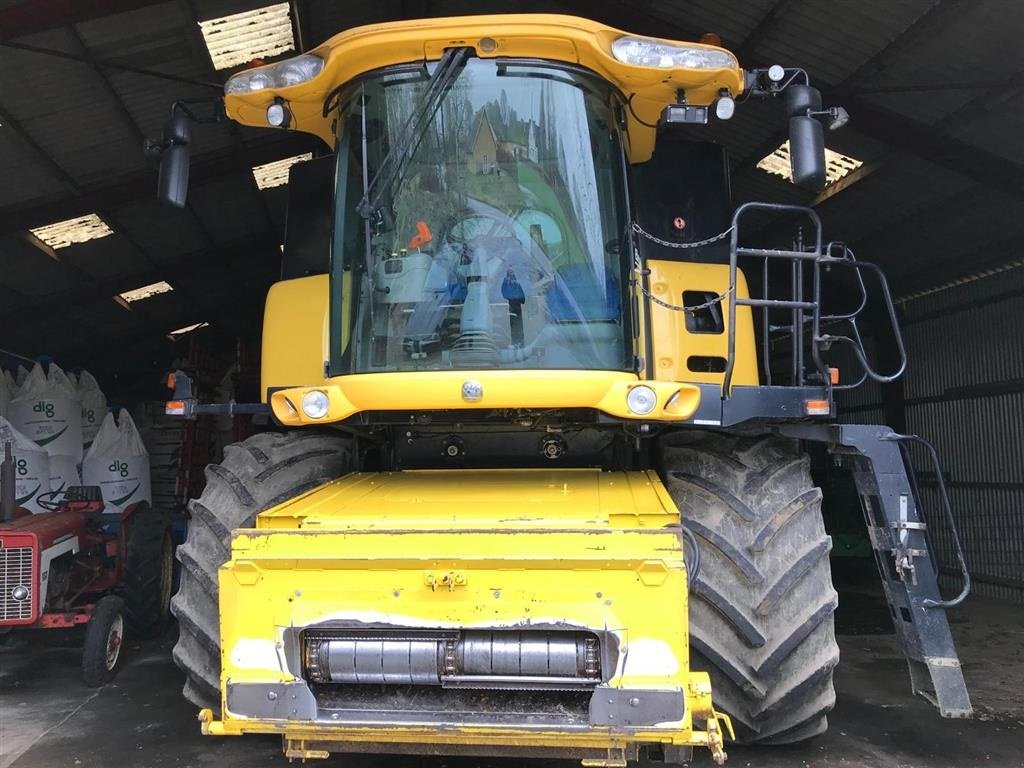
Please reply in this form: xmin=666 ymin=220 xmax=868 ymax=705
xmin=332 ymin=57 xmax=631 ymax=373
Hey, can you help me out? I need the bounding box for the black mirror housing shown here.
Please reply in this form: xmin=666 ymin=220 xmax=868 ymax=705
xmin=163 ymin=113 xmax=192 ymax=144
xmin=789 ymin=115 xmax=826 ymax=191
xmin=784 ymin=84 xmax=822 ymax=118
xmin=158 ymin=144 xmax=190 ymax=208
xmin=156 ymin=113 xmax=192 ymax=207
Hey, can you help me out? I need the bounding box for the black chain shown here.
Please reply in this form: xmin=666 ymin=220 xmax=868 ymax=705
xmin=631 ymin=221 xmax=735 ymax=249
xmin=629 ymin=224 xmax=735 ymax=314
xmin=637 ymin=280 xmax=733 ymax=314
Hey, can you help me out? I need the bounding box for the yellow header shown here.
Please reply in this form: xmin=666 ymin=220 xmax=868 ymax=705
xmin=224 ymin=13 xmax=744 ymax=162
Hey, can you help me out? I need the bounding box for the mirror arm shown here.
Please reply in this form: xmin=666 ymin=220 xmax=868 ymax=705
xmin=169 ymin=98 xmax=226 ymax=125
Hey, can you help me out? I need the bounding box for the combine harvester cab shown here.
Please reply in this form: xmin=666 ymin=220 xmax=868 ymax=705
xmin=151 ymin=13 xmax=971 ymax=765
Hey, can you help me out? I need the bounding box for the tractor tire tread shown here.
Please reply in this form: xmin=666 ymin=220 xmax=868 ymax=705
xmin=661 ymin=432 xmax=839 ymax=745
xmin=82 ymin=595 xmax=125 ymax=687
xmin=170 ymin=432 xmax=351 ymax=714
xmin=123 ymin=506 xmax=173 ymax=638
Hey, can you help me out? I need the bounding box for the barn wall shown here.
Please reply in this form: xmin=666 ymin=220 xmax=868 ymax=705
xmin=836 ymin=265 xmax=1024 ymax=602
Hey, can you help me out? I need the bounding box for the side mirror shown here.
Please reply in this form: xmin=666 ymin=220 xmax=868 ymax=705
xmin=789 ymin=115 xmax=826 ymax=191
xmin=785 ymin=85 xmax=826 ymax=191
xmin=156 ymin=114 xmax=192 ymax=208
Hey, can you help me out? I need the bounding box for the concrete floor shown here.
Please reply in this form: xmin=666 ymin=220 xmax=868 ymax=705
xmin=1 ymin=592 xmax=1022 ymax=768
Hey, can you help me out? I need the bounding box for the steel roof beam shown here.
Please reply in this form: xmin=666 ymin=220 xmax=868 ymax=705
xmin=0 ymin=0 xmax=173 ymax=41
xmin=0 ymin=133 xmax=316 ymax=235
xmin=0 ymin=232 xmax=278 ymax=328
xmin=732 ymin=0 xmax=799 ymax=63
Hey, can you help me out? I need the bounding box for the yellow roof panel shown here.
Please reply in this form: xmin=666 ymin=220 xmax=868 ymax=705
xmin=225 ymin=14 xmax=744 ymax=162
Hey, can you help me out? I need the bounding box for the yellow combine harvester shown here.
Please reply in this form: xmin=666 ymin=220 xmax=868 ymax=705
xmin=153 ymin=14 xmax=972 ymax=765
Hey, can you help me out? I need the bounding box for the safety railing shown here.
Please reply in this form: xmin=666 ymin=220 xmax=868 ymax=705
xmin=723 ymin=202 xmax=907 ymax=398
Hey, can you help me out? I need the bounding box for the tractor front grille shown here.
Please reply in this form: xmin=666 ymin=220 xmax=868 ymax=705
xmin=0 ymin=545 xmax=34 ymax=622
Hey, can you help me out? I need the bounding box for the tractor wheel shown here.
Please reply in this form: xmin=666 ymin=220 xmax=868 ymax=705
xmin=660 ymin=432 xmax=839 ymax=744
xmin=169 ymin=432 xmax=352 ymax=712
xmin=123 ymin=504 xmax=174 ymax=638
xmin=83 ymin=595 xmax=126 ymax=687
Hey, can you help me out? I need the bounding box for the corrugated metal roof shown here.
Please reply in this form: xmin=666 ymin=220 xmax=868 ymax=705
xmin=753 ymin=0 xmax=937 ymax=87
xmin=855 ymin=1 xmax=1024 ymax=125
xmin=198 ymin=3 xmax=294 ymax=71
xmin=641 ymin=0 xmax=780 ymax=52
xmin=0 ymin=29 xmax=148 ymax=183
xmin=189 ymin=173 xmax=275 ymax=243
xmin=0 ymin=130 xmax=69 ymax=206
xmin=109 ymin=200 xmax=211 ymax=259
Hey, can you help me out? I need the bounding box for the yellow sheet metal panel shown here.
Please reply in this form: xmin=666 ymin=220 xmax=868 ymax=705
xmin=647 ymin=260 xmax=759 ymax=387
xmin=257 ymin=468 xmax=679 ymax=530
xmin=218 ymin=528 xmax=697 ymax=741
xmin=213 ymin=468 xmax=727 ymax=759
xmin=261 ymin=275 xmax=330 ymax=397
xmin=224 ymin=14 xmax=744 ymax=163
xmin=270 ymin=371 xmax=701 ymax=424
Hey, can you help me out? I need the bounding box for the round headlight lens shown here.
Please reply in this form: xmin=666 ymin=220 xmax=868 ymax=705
xmin=301 ymin=390 xmax=330 ymax=419
xmin=224 ymin=54 xmax=324 ymax=95
xmin=611 ymin=36 xmax=737 ymax=70
xmin=715 ymin=96 xmax=736 ymax=120
xmin=626 ymin=385 xmax=658 ymax=415
xmin=275 ymin=54 xmax=324 ymax=86
xmin=266 ymin=101 xmax=287 ymax=127
xmin=245 ymin=71 xmax=273 ymax=92
xmin=11 ymin=585 xmax=29 ymax=602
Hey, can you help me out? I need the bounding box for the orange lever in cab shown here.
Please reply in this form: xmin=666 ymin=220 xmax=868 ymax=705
xmin=409 ymin=220 xmax=432 ymax=250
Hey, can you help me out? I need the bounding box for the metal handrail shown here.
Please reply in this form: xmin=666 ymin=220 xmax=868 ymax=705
xmin=812 ymin=258 xmax=907 ymax=384
xmin=724 ymin=202 xmax=823 ymax=396
xmin=725 ymin=204 xmax=907 ymax=397
xmin=883 ymin=433 xmax=971 ymax=609
xmin=819 ymin=242 xmax=868 ymax=322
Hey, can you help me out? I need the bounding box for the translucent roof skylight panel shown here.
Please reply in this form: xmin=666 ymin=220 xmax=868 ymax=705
xmin=118 ymin=281 xmax=174 ymax=303
xmin=756 ymin=141 xmax=864 ymax=185
xmin=251 ymin=152 xmax=312 ymax=189
xmin=168 ymin=321 xmax=209 ymax=339
xmin=30 ymin=214 xmax=113 ymax=249
xmin=198 ymin=3 xmax=294 ymax=71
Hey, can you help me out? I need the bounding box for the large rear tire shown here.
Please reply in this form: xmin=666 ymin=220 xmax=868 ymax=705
xmin=123 ymin=504 xmax=174 ymax=639
xmin=169 ymin=432 xmax=352 ymax=712
xmin=660 ymin=432 xmax=839 ymax=744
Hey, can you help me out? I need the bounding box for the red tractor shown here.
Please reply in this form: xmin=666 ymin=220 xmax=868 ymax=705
xmin=0 ymin=443 xmax=174 ymax=685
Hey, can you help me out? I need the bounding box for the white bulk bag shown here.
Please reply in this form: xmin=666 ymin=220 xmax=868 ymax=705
xmin=0 ymin=370 xmax=10 ymax=419
xmin=8 ymin=363 xmax=83 ymax=460
xmin=15 ymin=365 xmax=29 ymax=387
xmin=82 ymin=411 xmax=152 ymax=514
xmin=49 ymin=454 xmax=81 ymax=494
xmin=0 ymin=416 xmax=52 ymax=514
xmin=76 ymin=370 xmax=108 ymax=448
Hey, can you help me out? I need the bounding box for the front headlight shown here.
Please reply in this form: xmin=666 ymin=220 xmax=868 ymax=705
xmin=611 ymin=36 xmax=737 ymax=70
xmin=626 ymin=385 xmax=658 ymax=416
xmin=225 ymin=53 xmax=324 ymax=94
xmin=301 ymin=390 xmax=330 ymax=419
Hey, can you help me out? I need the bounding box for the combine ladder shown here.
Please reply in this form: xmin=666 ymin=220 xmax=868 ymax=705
xmin=724 ymin=202 xmax=973 ymax=718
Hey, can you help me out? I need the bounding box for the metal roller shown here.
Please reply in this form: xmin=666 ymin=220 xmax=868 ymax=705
xmin=304 ymin=631 xmax=600 ymax=688
xmin=456 ymin=631 xmax=584 ymax=678
xmin=306 ymin=638 xmax=441 ymax=685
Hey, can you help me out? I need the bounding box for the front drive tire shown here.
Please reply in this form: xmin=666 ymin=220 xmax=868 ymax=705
xmin=83 ymin=595 xmax=126 ymax=687
xmin=169 ymin=432 xmax=352 ymax=712
xmin=661 ymin=433 xmax=839 ymax=744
